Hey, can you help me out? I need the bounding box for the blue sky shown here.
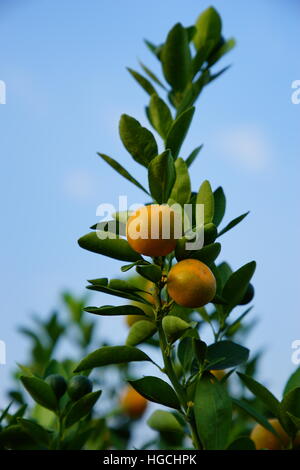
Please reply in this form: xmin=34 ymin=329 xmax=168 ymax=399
xmin=0 ymin=0 xmax=299 ymax=403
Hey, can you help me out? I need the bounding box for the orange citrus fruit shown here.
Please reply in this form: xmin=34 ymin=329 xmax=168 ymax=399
xmin=167 ymin=259 xmax=216 ymax=308
xmin=120 ymin=386 xmax=148 ymax=419
xmin=250 ymin=418 xmax=290 ymax=450
xmin=126 ymin=205 xmax=181 ymax=257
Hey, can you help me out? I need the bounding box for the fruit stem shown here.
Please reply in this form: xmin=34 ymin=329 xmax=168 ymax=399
xmin=157 ymin=320 xmax=202 ymax=450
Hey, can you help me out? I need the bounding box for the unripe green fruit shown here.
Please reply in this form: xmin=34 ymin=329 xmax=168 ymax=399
xmin=67 ymin=375 xmax=93 ymax=401
xmin=162 ymin=315 xmax=190 ymax=344
xmin=239 ymin=283 xmax=255 ymax=305
xmin=45 ymin=374 xmax=67 ymax=399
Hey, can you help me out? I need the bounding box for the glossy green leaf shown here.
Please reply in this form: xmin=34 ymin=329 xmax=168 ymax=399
xmin=176 ymin=70 xmax=211 ymax=115
xmin=218 ymin=212 xmax=249 ymax=237
xmin=20 ymin=376 xmax=57 ymax=412
xmin=74 ymin=346 xmax=152 ymax=372
xmin=193 ymin=7 xmax=222 ymax=50
xmin=206 ymin=341 xmax=249 ymax=370
xmin=139 ymin=62 xmax=167 ymax=90
xmin=217 ymin=262 xmax=232 ymax=288
xmin=65 ymin=391 xmax=102 ymax=428
xmin=148 ymin=150 xmax=176 ymax=203
xmin=177 ymin=337 xmax=194 ymax=371
xmin=233 ymin=399 xmax=278 ymax=435
xmin=161 ymin=23 xmax=192 ymax=91
xmin=119 ymin=114 xmax=158 ymax=167
xmin=213 ymin=187 xmax=226 ymax=227
xmin=127 ymin=68 xmax=156 ymax=96
xmin=188 ymin=242 xmax=221 ymax=265
xmin=78 ymin=232 xmax=141 ymax=262
xmin=149 ymin=94 xmax=173 ymax=139
xmin=208 ymin=38 xmax=236 ymax=66
xmin=193 ymin=339 xmax=207 ymax=365
xmin=84 ymin=305 xmax=146 ymax=316
xmin=162 ymin=316 xmax=190 ymax=344
xmin=237 ymin=372 xmax=280 ymax=417
xmin=147 ymin=410 xmax=183 ymax=433
xmin=194 ymin=373 xmax=232 ymax=450
xmin=97 ymin=153 xmax=149 ymax=195
xmin=86 ymin=279 xmax=151 ymax=305
xmin=126 ymin=320 xmax=157 ymax=347
xmin=222 ymin=261 xmax=256 ymax=314
xmin=168 ymin=158 xmax=191 ymax=206
xmin=185 ymin=145 xmax=203 ymax=168
xmin=283 ymin=367 xmax=300 ymax=397
xmin=136 ymin=263 xmax=162 ymax=283
xmin=280 ymin=387 xmax=300 ymax=436
xmin=196 ymin=180 xmax=214 ymax=224
xmin=165 ymin=107 xmax=195 ymax=159
xmin=130 ymin=377 xmax=180 ymax=410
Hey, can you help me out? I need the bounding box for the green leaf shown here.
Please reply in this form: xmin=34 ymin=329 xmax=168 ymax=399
xmin=185 ymin=145 xmax=203 ymax=168
xmin=218 ymin=212 xmax=249 ymax=237
xmin=176 ymin=70 xmax=211 ymax=115
xmin=192 ymin=40 xmax=216 ymax=75
xmin=208 ymin=38 xmax=236 ymax=67
xmin=237 ymin=372 xmax=280 ymax=417
xmin=196 ymin=180 xmax=214 ymax=224
xmin=97 ymin=153 xmax=149 ymax=195
xmin=194 ymin=373 xmax=232 ymax=450
xmin=129 ymin=377 xmax=180 ymax=410
xmin=84 ymin=305 xmax=146 ymax=316
xmin=183 ymin=242 xmax=221 ymax=265
xmin=223 ymin=307 xmax=253 ymax=336
xmin=65 ymin=391 xmax=102 ymax=428
xmin=144 ymin=39 xmax=163 ymax=60
xmin=162 ymin=316 xmax=190 ymax=344
xmin=206 ymin=341 xmax=249 ymax=370
xmin=194 ymin=7 xmax=222 ymax=50
xmin=90 ymin=219 xmax=126 ymax=236
xmin=18 ymin=418 xmax=51 ymax=448
xmin=148 ymin=150 xmax=176 ymax=203
xmin=149 ymin=94 xmax=173 ymax=139
xmin=0 ymin=402 xmax=13 ymax=424
xmin=127 ymin=68 xmax=156 ymax=96
xmin=222 ymin=261 xmax=256 ymax=314
xmin=165 ymin=107 xmax=195 ymax=159
xmin=126 ymin=321 xmax=157 ymax=347
xmin=78 ymin=232 xmax=141 ymax=262
xmin=136 ymin=264 xmax=162 ymax=283
xmin=283 ymin=367 xmax=300 ymax=397
xmin=168 ymin=158 xmax=191 ymax=206
xmin=86 ymin=279 xmax=151 ymax=305
xmin=147 ymin=410 xmax=183 ymax=433
xmin=217 ymin=262 xmax=232 ymax=288
xmin=139 ymin=62 xmax=167 ymax=90
xmin=213 ymin=187 xmax=226 ymax=227
xmin=232 ymin=398 xmax=278 ymax=435
xmin=74 ymin=346 xmax=152 ymax=372
xmin=161 ymin=23 xmax=192 ymax=91
xmin=193 ymin=339 xmax=207 ymax=365
xmin=227 ymin=437 xmax=256 ymax=450
xmin=280 ymin=387 xmax=300 ymax=436
xmin=177 ymin=337 xmax=194 ymax=371
xmin=119 ymin=114 xmax=158 ymax=167
xmin=20 ymin=376 xmax=57 ymax=412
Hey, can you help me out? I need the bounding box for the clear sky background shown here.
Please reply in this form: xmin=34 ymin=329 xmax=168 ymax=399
xmin=0 ymin=0 xmax=299 ymax=406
